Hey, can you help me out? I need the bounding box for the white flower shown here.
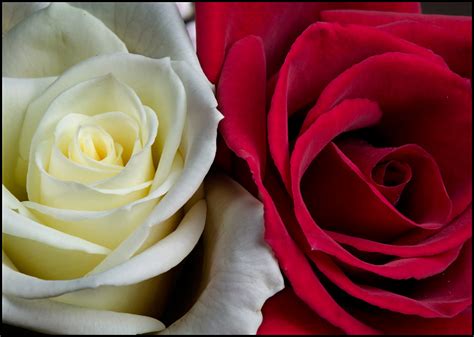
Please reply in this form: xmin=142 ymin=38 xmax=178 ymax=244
xmin=2 ymin=3 xmax=283 ymax=334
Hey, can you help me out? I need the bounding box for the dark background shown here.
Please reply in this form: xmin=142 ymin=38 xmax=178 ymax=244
xmin=422 ymin=2 xmax=472 ymax=15
xmin=2 ymin=2 xmax=472 ymax=336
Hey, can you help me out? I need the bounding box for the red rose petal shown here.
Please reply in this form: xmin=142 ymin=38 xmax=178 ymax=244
xmin=313 ymin=243 xmax=469 ymax=318
xmin=321 ymin=9 xmax=470 ymax=30
xmin=257 ymin=288 xmax=343 ymax=335
xmin=217 ymin=36 xmax=376 ymax=334
xmin=217 ymin=35 xmax=267 ymax=177
xmin=196 ymin=3 xmax=421 ymax=83
xmin=357 ymin=307 xmax=473 ymax=335
xmin=337 ymin=141 xmax=452 ymax=224
xmin=379 ymin=20 xmax=472 ymax=79
xmin=303 ymin=52 xmax=472 ymax=218
xmin=290 ymin=99 xmax=464 ymax=280
xmin=302 ymin=143 xmax=444 ymax=242
xmin=268 ymin=22 xmax=446 ymax=190
xmin=320 ymin=10 xmax=472 ymax=78
xmin=326 ymin=207 xmax=472 ymax=258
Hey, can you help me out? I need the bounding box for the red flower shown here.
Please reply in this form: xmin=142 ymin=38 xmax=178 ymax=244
xmin=197 ymin=2 xmax=472 ymax=334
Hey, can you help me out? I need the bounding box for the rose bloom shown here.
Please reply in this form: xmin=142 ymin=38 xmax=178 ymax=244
xmin=2 ymin=3 xmax=283 ymax=334
xmin=196 ymin=2 xmax=472 ymax=334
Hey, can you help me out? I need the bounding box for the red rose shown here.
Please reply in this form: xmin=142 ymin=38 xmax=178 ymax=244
xmin=197 ymin=2 xmax=472 ymax=334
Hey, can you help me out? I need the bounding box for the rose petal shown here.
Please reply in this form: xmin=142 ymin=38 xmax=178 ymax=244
xmin=321 ymin=10 xmax=472 ymax=78
xmin=2 ymin=76 xmax=55 ymax=200
xmin=196 ymin=2 xmax=420 ymax=83
xmin=79 ymin=59 xmax=221 ymax=270
xmin=217 ymin=35 xmax=267 ymax=179
xmin=258 ymin=288 xmax=343 ymax=335
xmin=161 ymin=175 xmax=284 ymax=334
xmin=326 ymin=207 xmax=472 ymax=258
xmin=217 ymin=37 xmax=375 ymax=334
xmin=3 ymin=186 xmax=109 ymax=256
xmin=2 ymin=3 xmax=128 ymax=78
xmin=2 ymin=200 xmax=206 ymax=298
xmin=18 ymin=54 xmax=181 ymax=196
xmin=268 ymin=22 xmax=446 ymax=189
xmin=2 ymin=2 xmax=49 ymax=34
xmin=313 ymin=247 xmax=469 ymax=318
xmin=337 ymin=141 xmax=452 ymax=223
xmin=304 ymin=52 xmax=472 ymax=218
xmin=70 ymin=2 xmax=202 ymax=75
xmin=2 ymin=294 xmax=165 ymax=334
xmin=22 ymin=156 xmax=181 ymax=249
xmin=321 ymin=9 xmax=471 ymax=30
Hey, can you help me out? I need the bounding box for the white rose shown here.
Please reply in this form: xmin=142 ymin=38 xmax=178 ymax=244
xmin=2 ymin=3 xmax=284 ymax=334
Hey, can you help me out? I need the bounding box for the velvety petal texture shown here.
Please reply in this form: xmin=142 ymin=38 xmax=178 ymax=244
xmin=197 ymin=3 xmax=472 ymax=335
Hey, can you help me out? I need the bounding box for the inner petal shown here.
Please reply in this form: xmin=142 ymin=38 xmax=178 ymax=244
xmin=338 ymin=140 xmax=452 ymax=224
xmin=371 ymin=160 xmax=412 ymax=205
xmin=76 ymin=125 xmax=121 ymax=164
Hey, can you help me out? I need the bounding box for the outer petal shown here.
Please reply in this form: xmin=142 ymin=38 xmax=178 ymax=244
xmin=161 ymin=175 xmax=284 ymax=334
xmin=2 ymin=294 xmax=165 ymax=335
xmin=70 ymin=3 xmax=202 ymax=75
xmin=2 ymin=2 xmax=49 ymax=34
xmin=258 ymin=289 xmax=342 ymax=335
xmin=3 ymin=200 xmax=204 ymax=295
xmin=196 ymin=2 xmax=420 ymax=82
xmin=2 ymin=3 xmax=128 ymax=78
xmin=2 ymin=76 xmax=55 ymax=200
xmin=217 ymin=37 xmax=376 ymax=333
xmin=321 ymin=10 xmax=472 ymax=78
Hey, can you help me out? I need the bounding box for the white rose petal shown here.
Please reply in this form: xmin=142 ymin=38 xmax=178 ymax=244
xmin=2 ymin=3 xmax=128 ymax=78
xmin=70 ymin=3 xmax=201 ymax=74
xmin=162 ymin=176 xmax=285 ymax=334
xmin=2 ymin=2 xmax=49 ymax=34
xmin=2 ymin=76 xmax=55 ymax=200
xmin=2 ymin=295 xmax=165 ymax=335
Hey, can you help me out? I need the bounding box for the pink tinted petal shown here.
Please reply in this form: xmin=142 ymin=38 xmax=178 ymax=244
xmin=268 ymin=22 xmax=445 ymax=190
xmin=258 ymin=288 xmax=343 ymax=335
xmin=304 ymin=52 xmax=472 ymax=218
xmin=196 ymin=3 xmax=421 ymax=83
xmin=327 ymin=207 xmax=472 ymax=258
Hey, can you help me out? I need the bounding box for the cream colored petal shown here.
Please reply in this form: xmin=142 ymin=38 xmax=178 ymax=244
xmin=77 ymin=59 xmax=221 ymax=270
xmin=3 ymin=187 xmax=109 ymax=255
xmin=22 ymin=155 xmax=182 ymax=249
xmin=2 ymin=76 xmax=55 ymax=200
xmin=2 ymin=3 xmax=128 ymax=78
xmin=29 ymin=140 xmax=151 ymax=211
xmin=70 ymin=3 xmax=201 ymax=73
xmin=2 ymin=295 xmax=165 ymax=334
xmin=3 ymin=191 xmax=109 ymax=280
xmin=2 ymin=2 xmax=49 ymax=34
xmin=2 ymin=200 xmax=206 ymax=297
xmin=54 ymin=273 xmax=175 ymax=318
xmin=18 ymin=54 xmax=179 ymax=193
xmin=161 ymin=176 xmax=284 ymax=334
